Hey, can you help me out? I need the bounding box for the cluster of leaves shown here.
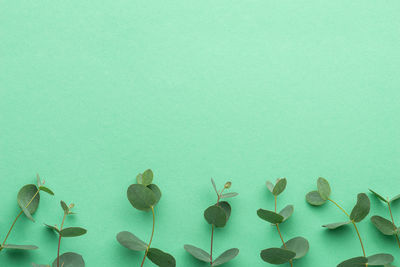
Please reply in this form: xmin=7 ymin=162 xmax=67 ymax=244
xmin=0 ymin=175 xmax=54 ymax=252
xmin=306 ymin=178 xmax=395 ymax=267
xmin=258 ymin=178 xmax=309 ymax=265
xmin=184 ymin=178 xmax=239 ymax=266
xmin=33 ymin=200 xmax=87 ymax=267
xmin=369 ymin=189 xmax=400 ymax=249
xmin=116 ymin=169 xmax=176 ymax=267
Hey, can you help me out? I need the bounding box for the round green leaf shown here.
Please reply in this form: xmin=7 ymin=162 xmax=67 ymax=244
xmin=147 ymin=184 xmax=162 ymax=205
xmin=17 ymin=184 xmax=40 ymax=217
xmin=204 ymin=205 xmax=227 ymax=228
xmin=367 ymin=253 xmax=394 ymax=266
xmin=322 ymin=221 xmax=351 ymax=230
xmin=317 ymin=177 xmax=331 ymax=200
xmin=60 ymin=227 xmax=87 ymax=237
xmin=282 ymin=237 xmax=309 ymax=259
xmin=183 ymin=244 xmax=210 ymax=263
xmin=147 ymin=248 xmax=176 ymax=267
xmin=371 ymin=216 xmax=397 ymax=235
xmin=217 ymin=201 xmax=231 ymax=222
xmin=337 ymin=256 xmax=368 ymax=267
xmin=260 ymin=248 xmax=295 ymax=264
xmin=52 ymin=252 xmax=84 ymax=267
xmin=369 ymin=189 xmax=388 ymax=203
xmin=273 ymin=178 xmax=287 ymax=196
xmin=279 ymin=205 xmax=294 ymax=222
xmin=137 ymin=169 xmax=153 ymax=186
xmin=2 ymin=244 xmax=38 ymax=250
xmin=116 ymin=231 xmax=147 ymax=251
xmin=211 ymin=248 xmax=239 ymax=266
xmin=257 ymin=209 xmax=284 ymax=224
xmin=306 ymin=191 xmax=326 ymax=206
xmin=350 ymin=193 xmax=370 ymax=222
xmin=127 ymin=184 xmax=156 ymax=211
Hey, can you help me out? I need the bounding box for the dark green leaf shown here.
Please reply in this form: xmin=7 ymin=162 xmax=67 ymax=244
xmin=147 ymin=248 xmax=176 ymax=267
xmin=279 ymin=205 xmax=294 ymax=222
xmin=204 ymin=205 xmax=227 ymax=228
xmin=127 ymin=184 xmax=156 ymax=211
xmin=350 ymin=193 xmax=370 ymax=222
xmin=1 ymin=244 xmax=38 ymax=250
xmin=17 ymin=184 xmax=40 ymax=218
xmin=369 ymin=189 xmax=387 ymax=203
xmin=322 ymin=221 xmax=351 ymax=230
xmin=317 ymin=177 xmax=331 ymax=200
xmin=60 ymin=200 xmax=69 ymax=213
xmin=371 ymin=216 xmax=397 ymax=235
xmin=260 ymin=248 xmax=295 ymax=264
xmin=266 ymin=181 xmax=274 ymax=193
xmin=217 ymin=201 xmax=231 ymax=222
xmin=60 ymin=227 xmax=87 ymax=237
xmin=44 ymin=223 xmax=60 ymax=234
xmin=282 ymin=237 xmax=309 ymax=259
xmin=183 ymin=244 xmax=210 ymax=263
xmin=367 ymin=253 xmax=394 ymax=266
xmin=257 ymin=209 xmax=284 ymax=224
xmin=337 ymin=256 xmax=368 ymax=267
xmin=273 ymin=178 xmax=287 ymax=196
xmin=211 ymin=178 xmax=218 ymax=196
xmin=220 ymin=192 xmax=238 ymax=199
xmin=39 ymin=186 xmax=54 ymax=195
xmin=52 ymin=252 xmax=85 ymax=267
xmin=306 ymin=191 xmax=326 ymax=206
xmin=147 ymin=184 xmax=162 ymax=205
xmin=211 ymin=248 xmax=239 ymax=266
xmin=117 ymin=231 xmax=147 ymax=251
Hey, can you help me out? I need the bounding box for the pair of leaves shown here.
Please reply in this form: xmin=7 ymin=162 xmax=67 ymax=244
xmin=184 ymin=245 xmax=239 ymax=266
xmin=306 ymin=177 xmax=330 ymax=206
xmin=45 ymin=224 xmax=87 ymax=237
xmin=127 ymin=183 xmax=161 ymax=211
xmin=260 ymin=237 xmax=309 ymax=264
xmin=337 ymin=253 xmax=394 ymax=267
xmin=371 ymin=216 xmax=398 ymax=236
xmin=204 ymin=201 xmax=231 ymax=228
xmin=266 ymin=178 xmax=287 ymax=196
xmin=116 ymin=232 xmax=175 ymax=267
xmin=369 ymin=189 xmax=400 ymax=204
xmin=32 ymin=252 xmax=85 ymax=267
xmin=257 ymin=205 xmax=294 ymax=224
xmin=137 ymin=169 xmax=154 ymax=186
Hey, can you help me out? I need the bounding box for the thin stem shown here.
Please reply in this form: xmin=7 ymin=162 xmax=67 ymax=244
xmin=387 ymin=201 xmax=400 ymax=249
xmin=57 ymin=212 xmax=67 ymax=267
xmin=210 ymin=225 xmax=214 ymax=265
xmin=2 ymin=189 xmax=40 ymax=246
xmin=141 ymin=206 xmax=155 ymax=267
xmin=327 ymin=198 xmax=349 ymax=217
xmin=274 ymin=196 xmax=293 ymax=267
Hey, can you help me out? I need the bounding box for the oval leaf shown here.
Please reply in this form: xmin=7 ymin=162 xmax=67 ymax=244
xmin=183 ymin=244 xmax=210 ymax=263
xmin=116 ymin=231 xmax=147 ymax=251
xmin=217 ymin=201 xmax=231 ymax=222
xmin=367 ymin=253 xmax=394 ymax=266
xmin=204 ymin=205 xmax=227 ymax=228
xmin=306 ymin=191 xmax=326 ymax=206
xmin=147 ymin=184 xmax=162 ymax=205
xmin=17 ymin=184 xmax=40 ymax=217
xmin=60 ymin=200 xmax=69 ymax=213
xmin=2 ymin=244 xmax=38 ymax=250
xmin=369 ymin=189 xmax=388 ymax=203
xmin=350 ymin=193 xmax=370 ymax=222
xmin=39 ymin=186 xmax=54 ymax=195
xmin=260 ymin=248 xmax=295 ymax=264
xmin=257 ymin=209 xmax=284 ymax=224
xmin=282 ymin=237 xmax=309 ymax=259
xmin=137 ymin=169 xmax=153 ymax=186
xmin=147 ymin=248 xmax=176 ymax=267
xmin=371 ymin=216 xmax=397 ymax=235
xmin=220 ymin=192 xmax=238 ymax=199
xmin=60 ymin=227 xmax=87 ymax=237
xmin=337 ymin=256 xmax=368 ymax=267
xmin=279 ymin=205 xmax=294 ymax=222
xmin=52 ymin=252 xmax=85 ymax=267
xmin=317 ymin=177 xmax=331 ymax=200
xmin=322 ymin=221 xmax=351 ymax=230
xmin=273 ymin=178 xmax=287 ymax=196
xmin=127 ymin=184 xmax=156 ymax=211
xmin=212 ymin=248 xmax=239 ymax=266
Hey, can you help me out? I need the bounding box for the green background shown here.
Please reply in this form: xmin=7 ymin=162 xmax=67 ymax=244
xmin=1 ymin=1 xmax=400 ymax=266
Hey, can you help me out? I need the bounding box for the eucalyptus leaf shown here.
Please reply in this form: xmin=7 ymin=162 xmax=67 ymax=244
xmin=127 ymin=184 xmax=156 ymax=211
xmin=337 ymin=256 xmax=368 ymax=267
xmin=60 ymin=227 xmax=87 ymax=237
xmin=367 ymin=253 xmax=394 ymax=266
xmin=211 ymin=248 xmax=239 ymax=266
xmin=183 ymin=244 xmax=211 ymax=263
xmin=204 ymin=205 xmax=227 ymax=228
xmin=260 ymin=248 xmax=296 ymax=264
xmin=273 ymin=178 xmax=287 ymax=196
xmin=17 ymin=184 xmax=40 ymax=217
xmin=136 ymin=169 xmax=154 ymax=186
xmin=52 ymin=252 xmax=85 ymax=267
xmin=22 ymin=205 xmax=35 ymax=222
xmin=44 ymin=223 xmax=60 ymax=234
xmin=350 ymin=193 xmax=370 ymax=222
xmin=257 ymin=209 xmax=284 ymax=224
xmin=211 ymin=178 xmax=218 ymax=196
xmin=282 ymin=237 xmax=309 ymax=259
xmin=217 ymin=201 xmax=231 ymax=222
xmin=39 ymin=186 xmax=54 ymax=195
xmin=266 ymin=181 xmax=274 ymax=193
xmin=60 ymin=200 xmax=69 ymax=213
xmin=220 ymin=192 xmax=238 ymax=199
xmin=322 ymin=221 xmax=351 ymax=230
xmin=36 ymin=174 xmax=42 ymax=187
xmin=317 ymin=177 xmax=331 ymax=200
xmin=371 ymin=216 xmax=397 ymax=235
xmin=390 ymin=194 xmax=400 ymax=203
xmin=369 ymin=189 xmax=388 ymax=203
xmin=116 ymin=231 xmax=147 ymax=251
xmin=32 ymin=264 xmax=50 ymax=267
xmin=279 ymin=205 xmax=294 ymax=222
xmin=147 ymin=184 xmax=162 ymax=205
xmin=1 ymin=244 xmax=38 ymax=250
xmin=147 ymin=248 xmax=176 ymax=267
xmin=306 ymin=191 xmax=326 ymax=206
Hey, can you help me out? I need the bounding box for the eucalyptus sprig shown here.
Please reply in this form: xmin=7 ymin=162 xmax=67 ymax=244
xmin=116 ymin=169 xmax=176 ymax=267
xmin=0 ymin=174 xmax=54 ymax=252
xmin=369 ymin=189 xmax=400 ymax=249
xmin=33 ymin=200 xmax=87 ymax=267
xmin=257 ymin=178 xmax=309 ymax=266
xmin=306 ymin=177 xmax=395 ymax=267
xmin=184 ymin=178 xmax=239 ymax=266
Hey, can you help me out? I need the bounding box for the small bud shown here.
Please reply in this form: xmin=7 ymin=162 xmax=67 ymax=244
xmin=224 ymin=182 xmax=232 ymax=189
xmin=69 ymin=203 xmax=75 ymax=209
